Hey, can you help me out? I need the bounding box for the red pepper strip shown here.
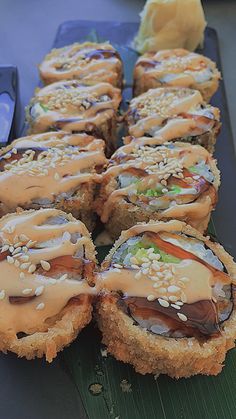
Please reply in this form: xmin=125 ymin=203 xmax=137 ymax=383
xmin=146 ymin=232 xmax=230 ymax=284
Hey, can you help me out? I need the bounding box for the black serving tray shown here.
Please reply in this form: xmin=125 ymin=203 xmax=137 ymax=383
xmin=0 ymin=21 xmax=235 ymax=419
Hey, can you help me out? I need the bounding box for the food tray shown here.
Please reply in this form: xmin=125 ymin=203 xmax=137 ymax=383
xmin=1 ymin=20 xmax=235 ymax=419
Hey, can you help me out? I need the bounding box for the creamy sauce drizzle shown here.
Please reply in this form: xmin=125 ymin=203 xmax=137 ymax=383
xmin=39 ymin=42 xmax=122 ymax=87
xmin=0 ymin=133 xmax=107 ymax=210
xmin=128 ymin=88 xmax=219 ymax=138
xmin=0 ymin=209 xmax=96 ymax=334
xmin=99 ymin=142 xmax=217 ymax=223
xmin=27 ymin=81 xmax=121 ymax=134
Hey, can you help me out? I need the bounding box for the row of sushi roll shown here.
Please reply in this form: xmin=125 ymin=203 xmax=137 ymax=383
xmin=0 ymin=41 xmax=235 ymax=379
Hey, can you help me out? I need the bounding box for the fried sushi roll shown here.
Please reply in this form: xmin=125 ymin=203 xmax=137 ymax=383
xmin=127 ymin=87 xmax=221 ymax=153
xmin=96 ymin=141 xmax=220 ymax=239
xmin=97 ymin=220 xmax=236 ymax=378
xmin=39 ymin=42 xmax=123 ymax=88
xmin=0 ymin=132 xmax=107 ymax=230
xmin=0 ymin=208 xmax=97 ymax=362
xmin=26 ymin=80 xmax=121 ymax=156
xmin=133 ymin=49 xmax=220 ymax=101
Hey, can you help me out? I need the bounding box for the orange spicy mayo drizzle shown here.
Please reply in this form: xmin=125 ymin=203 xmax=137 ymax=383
xmin=27 ymin=81 xmax=121 ymax=134
xmin=99 ymin=142 xmax=217 ymax=223
xmin=0 ymin=132 xmax=107 ymax=210
xmin=0 ymin=209 xmax=97 ymax=334
xmin=39 ymin=42 xmax=122 ymax=87
xmin=128 ymin=87 xmax=220 ymax=138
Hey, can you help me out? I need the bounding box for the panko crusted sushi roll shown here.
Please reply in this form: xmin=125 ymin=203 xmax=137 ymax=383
xmin=127 ymin=87 xmax=221 ymax=153
xmin=133 ymin=49 xmax=220 ymax=101
xmin=39 ymin=42 xmax=123 ymax=88
xmin=0 ymin=132 xmax=107 ymax=230
xmin=96 ymin=141 xmax=220 ymax=239
xmin=26 ymin=80 xmax=122 ymax=156
xmin=97 ymin=220 xmax=236 ymax=378
xmin=0 ymin=208 xmax=97 ymax=362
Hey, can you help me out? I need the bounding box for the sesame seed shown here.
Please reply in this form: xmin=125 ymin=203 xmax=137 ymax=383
xmin=147 ymin=294 xmax=155 ymax=301
xmin=7 ymin=256 xmax=14 ymax=264
xmin=12 ymin=148 xmax=17 ymax=154
xmin=158 ymin=298 xmax=169 ymax=308
xmin=167 ymin=285 xmax=180 ymax=293
xmin=142 ymin=262 xmax=151 ymax=268
xmin=28 ymin=264 xmax=36 ymax=273
xmin=54 ymin=172 xmax=60 ymax=180
xmin=131 ymin=264 xmax=140 ymax=270
xmin=58 ymin=273 xmax=68 ymax=282
xmin=176 ymin=301 xmax=184 ymax=306
xmin=113 ymin=264 xmax=123 ymax=269
xmin=40 ymin=260 xmax=51 ymax=271
xmin=177 ymin=313 xmax=188 ymax=322
xmin=153 ymin=282 xmax=161 ymax=288
xmin=169 ymin=295 xmax=178 ymax=302
xmin=180 ymin=277 xmax=189 ymax=283
xmin=36 ymin=303 xmax=45 ymax=310
xmin=171 ymin=304 xmax=181 ymax=310
xmin=26 ymin=240 xmax=37 ymax=248
xmin=9 ymin=246 xmax=14 ymax=253
xmin=0 ymin=290 xmax=5 ymax=300
xmin=22 ymin=288 xmax=32 ymax=295
xmin=4 ymin=152 xmax=12 ymax=159
xmin=35 ymin=286 xmax=44 ymax=296
xmin=159 ymin=287 xmax=167 ymax=294
xmin=135 ymin=272 xmax=142 ymax=280
xmin=19 ymin=272 xmax=25 ymax=280
xmin=12 ymin=246 xmax=22 ymax=255
xmin=20 ymin=255 xmax=30 ymax=262
xmin=15 ymin=260 xmax=20 ymax=267
xmin=20 ymin=262 xmax=31 ymax=270
xmin=1 ymin=244 xmax=9 ymax=252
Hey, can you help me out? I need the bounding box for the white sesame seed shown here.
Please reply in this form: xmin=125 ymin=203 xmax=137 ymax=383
xmin=12 ymin=246 xmax=22 ymax=255
xmin=22 ymin=246 xmax=28 ymax=253
xmin=4 ymin=152 xmax=12 ymax=159
xmin=20 ymin=255 xmax=30 ymax=262
xmin=1 ymin=244 xmax=9 ymax=252
xmin=180 ymin=277 xmax=189 ymax=283
xmin=9 ymin=246 xmax=14 ymax=253
xmin=176 ymin=301 xmax=184 ymax=306
xmin=15 ymin=260 xmax=20 ymax=267
xmin=147 ymin=294 xmax=155 ymax=301
xmin=54 ymin=172 xmax=60 ymax=181
xmin=159 ymin=287 xmax=167 ymax=294
xmin=135 ymin=272 xmax=142 ymax=280
xmin=177 ymin=313 xmax=188 ymax=322
xmin=36 ymin=303 xmax=45 ymax=310
xmin=20 ymin=262 xmax=31 ymax=270
xmin=58 ymin=273 xmax=68 ymax=282
xmin=12 ymin=148 xmax=17 ymax=154
xmin=113 ymin=264 xmax=123 ymax=269
xmin=26 ymin=240 xmax=37 ymax=248
xmin=7 ymin=256 xmax=14 ymax=264
xmin=169 ymin=295 xmax=178 ymax=302
xmin=171 ymin=304 xmax=181 ymax=310
xmin=141 ymin=257 xmax=149 ymax=263
xmin=131 ymin=264 xmax=140 ymax=270
xmin=153 ymin=282 xmax=161 ymax=288
xmin=0 ymin=290 xmax=5 ymax=300
xmin=28 ymin=264 xmax=36 ymax=273
xmin=141 ymin=262 xmax=151 ymax=268
xmin=40 ymin=260 xmax=51 ymax=271
xmin=167 ymin=285 xmax=180 ymax=293
xmin=22 ymin=288 xmax=32 ymax=295
xmin=19 ymin=272 xmax=25 ymax=280
xmin=35 ymin=286 xmax=44 ymax=296
xmin=158 ymin=298 xmax=169 ymax=308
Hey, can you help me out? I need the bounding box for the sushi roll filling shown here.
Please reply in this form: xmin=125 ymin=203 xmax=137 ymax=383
xmin=106 ymin=231 xmax=233 ymax=339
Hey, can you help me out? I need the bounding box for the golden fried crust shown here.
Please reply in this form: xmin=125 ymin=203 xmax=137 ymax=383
xmin=1 ymin=295 xmax=92 ymax=362
xmin=97 ymin=221 xmax=236 ymax=377
xmin=97 ymin=296 xmax=236 ymax=378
